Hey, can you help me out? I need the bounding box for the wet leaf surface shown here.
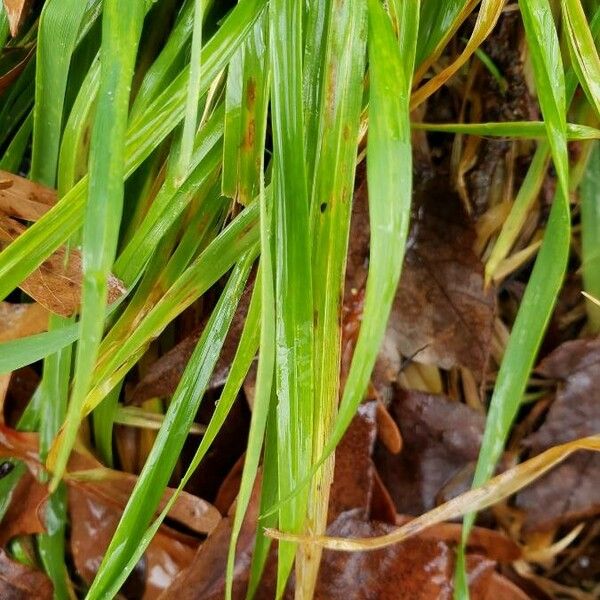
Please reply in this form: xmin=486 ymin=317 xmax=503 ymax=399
xmin=374 ymin=388 xmax=484 ymax=515
xmin=516 ymin=337 xmax=600 ymax=531
xmin=0 ymin=548 xmax=53 ymax=600
xmin=0 ymin=469 xmax=47 ymax=545
xmin=158 ymin=478 xmax=262 ymax=600
xmin=328 ymin=401 xmax=380 ymax=523
xmin=307 ymin=511 xmax=526 ymax=600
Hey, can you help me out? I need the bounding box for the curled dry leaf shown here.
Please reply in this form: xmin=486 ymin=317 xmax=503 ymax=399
xmin=2 ymin=0 xmax=32 ymax=36
xmin=0 ymin=549 xmax=53 ymax=600
xmin=374 ymin=388 xmax=484 ymax=515
xmin=516 ymin=337 xmax=600 ymax=531
xmin=0 ymin=302 xmax=48 ymax=343
xmin=347 ymin=175 xmax=495 ymax=394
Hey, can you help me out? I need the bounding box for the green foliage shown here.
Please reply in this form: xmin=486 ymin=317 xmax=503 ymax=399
xmin=0 ymin=0 xmax=598 ymax=597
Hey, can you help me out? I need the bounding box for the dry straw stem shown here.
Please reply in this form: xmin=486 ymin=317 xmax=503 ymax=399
xmin=266 ymin=436 xmax=600 ymax=550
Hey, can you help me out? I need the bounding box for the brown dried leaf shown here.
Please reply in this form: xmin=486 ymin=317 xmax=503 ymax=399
xmin=68 ymin=482 xmax=199 ymax=599
xmin=382 ymin=179 xmax=495 ymax=374
xmin=0 ymin=302 xmax=48 ymax=343
xmin=2 ymin=0 xmax=32 ymax=36
xmin=393 ymin=516 xmax=520 ymax=563
xmin=308 ymin=511 xmax=523 ymax=600
xmin=132 ymin=282 xmax=254 ymax=403
xmin=374 ymin=389 xmax=484 ymax=515
xmin=0 ymin=217 xmax=125 ymax=316
xmin=347 ymin=176 xmax=495 ymax=389
xmin=0 ymin=469 xmax=47 ymax=546
xmin=0 ymin=425 xmax=221 ymax=596
xmin=0 ymin=549 xmax=53 ymax=600
xmin=158 ymin=477 xmax=263 ymax=600
xmin=328 ymin=402 xmax=379 ymax=523
xmin=516 ymin=337 xmax=600 ymax=531
xmin=0 ymin=170 xmax=56 ymax=220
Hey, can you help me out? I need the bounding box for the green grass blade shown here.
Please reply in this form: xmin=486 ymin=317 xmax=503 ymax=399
xmin=298 ymin=0 xmax=367 ymax=595
xmin=485 ymin=144 xmax=549 ymax=282
xmin=85 ymin=249 xmax=256 ymax=599
xmin=413 ymin=120 xmax=600 ymax=139
xmin=245 ymin=399 xmax=278 ymax=600
xmin=58 ymin=54 xmax=99 ymax=194
xmin=115 ymin=104 xmax=224 ymax=285
xmin=89 ymin=273 xmax=261 ymax=599
xmin=259 ymin=0 xmax=418 ymax=529
xmin=227 ymin=157 xmax=273 ymax=600
xmin=581 ymin=141 xmax=600 ymax=331
xmin=49 ymin=0 xmax=146 ymax=490
xmin=31 ymin=0 xmax=88 ymax=186
xmin=456 ymin=0 xmax=571 ymax=596
xmin=268 ymin=0 xmax=314 ymax=592
xmin=77 ymin=201 xmax=259 ymax=419
xmin=222 ymin=11 xmax=268 ymax=204
xmin=313 ymin=0 xmax=417 ymax=495
xmin=130 ymin=0 xmax=194 ymax=117
xmin=176 ymin=0 xmax=203 ymax=181
xmin=563 ymin=0 xmax=600 ymax=121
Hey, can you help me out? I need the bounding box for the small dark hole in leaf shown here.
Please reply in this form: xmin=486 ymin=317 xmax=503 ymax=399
xmin=320 ymin=202 xmax=327 ymax=213
xmin=0 ymin=461 xmax=15 ymax=479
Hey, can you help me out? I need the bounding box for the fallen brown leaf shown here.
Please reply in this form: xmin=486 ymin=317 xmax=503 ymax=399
xmin=0 ymin=170 xmax=56 ymax=220
xmin=0 ymin=424 xmax=221 ymax=597
xmin=516 ymin=337 xmax=600 ymax=531
xmin=308 ymin=511 xmax=527 ymax=600
xmin=132 ymin=281 xmax=254 ymax=404
xmin=158 ymin=477 xmax=263 ymax=600
xmin=328 ymin=401 xmax=380 ymax=523
xmin=0 ymin=468 xmax=47 ymax=546
xmin=0 ymin=217 xmax=126 ymax=316
xmin=2 ymin=0 xmax=32 ymax=36
xmin=346 ymin=175 xmax=495 ymax=392
xmin=374 ymin=388 xmax=484 ymax=515
xmin=0 ymin=302 xmax=48 ymax=343
xmin=0 ymin=548 xmax=53 ymax=600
